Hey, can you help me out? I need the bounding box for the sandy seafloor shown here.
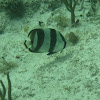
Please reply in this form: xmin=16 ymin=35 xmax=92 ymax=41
xmin=0 ymin=1 xmax=100 ymax=100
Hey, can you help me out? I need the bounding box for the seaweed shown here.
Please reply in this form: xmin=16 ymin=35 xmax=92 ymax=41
xmin=0 ymin=73 xmax=12 ymax=100
xmin=0 ymin=80 xmax=6 ymax=100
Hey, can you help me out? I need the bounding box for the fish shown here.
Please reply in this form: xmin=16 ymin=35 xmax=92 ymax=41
xmin=24 ymin=28 xmax=66 ymax=55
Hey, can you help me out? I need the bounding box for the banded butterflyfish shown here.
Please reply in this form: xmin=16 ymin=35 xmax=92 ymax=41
xmin=24 ymin=28 xmax=66 ymax=55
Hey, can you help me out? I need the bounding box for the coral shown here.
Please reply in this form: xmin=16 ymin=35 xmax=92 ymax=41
xmin=55 ymin=15 xmax=70 ymax=28
xmin=86 ymin=0 xmax=98 ymax=17
xmin=0 ymin=73 xmax=12 ymax=100
xmin=61 ymin=0 xmax=78 ymax=25
xmin=45 ymin=0 xmax=62 ymax=11
xmin=5 ymin=0 xmax=26 ymax=19
xmin=68 ymin=32 xmax=78 ymax=44
xmin=0 ymin=57 xmax=18 ymax=74
xmin=0 ymin=15 xmax=7 ymax=34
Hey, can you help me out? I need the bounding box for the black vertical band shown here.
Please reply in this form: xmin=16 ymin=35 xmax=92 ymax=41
xmin=48 ymin=29 xmax=57 ymax=52
xmin=29 ymin=29 xmax=37 ymax=45
xmin=33 ymin=29 xmax=44 ymax=52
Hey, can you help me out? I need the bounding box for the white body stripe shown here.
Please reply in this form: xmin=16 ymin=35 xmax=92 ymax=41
xmin=32 ymin=31 xmax=38 ymax=49
xmin=53 ymin=32 xmax=64 ymax=52
xmin=37 ymin=29 xmax=51 ymax=52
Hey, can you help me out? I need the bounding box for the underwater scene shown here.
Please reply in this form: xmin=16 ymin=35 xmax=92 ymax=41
xmin=0 ymin=0 xmax=100 ymax=100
